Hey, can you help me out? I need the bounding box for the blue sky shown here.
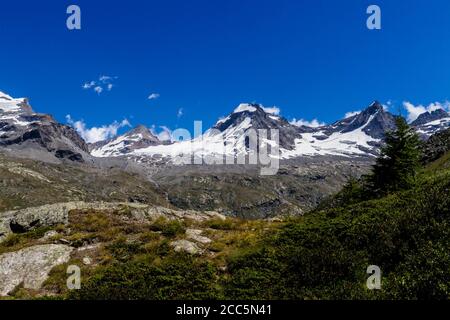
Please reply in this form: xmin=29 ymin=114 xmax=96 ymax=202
xmin=1 ymin=0 xmax=450 ymax=141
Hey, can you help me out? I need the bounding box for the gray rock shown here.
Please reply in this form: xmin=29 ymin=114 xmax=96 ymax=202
xmin=170 ymin=240 xmax=201 ymax=255
xmin=0 ymin=244 xmax=73 ymax=296
xmin=186 ymin=229 xmax=212 ymax=244
xmin=77 ymin=243 xmax=101 ymax=252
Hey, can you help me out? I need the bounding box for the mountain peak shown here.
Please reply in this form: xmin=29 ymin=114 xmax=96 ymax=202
xmin=0 ymin=91 xmax=30 ymax=114
xmin=233 ymin=103 xmax=262 ymax=114
xmin=127 ymin=124 xmax=152 ymax=135
xmin=121 ymin=124 xmax=160 ymax=144
xmin=365 ymin=101 xmax=384 ymax=114
xmin=91 ymin=124 xmax=162 ymax=157
xmin=327 ymin=101 xmax=395 ymax=140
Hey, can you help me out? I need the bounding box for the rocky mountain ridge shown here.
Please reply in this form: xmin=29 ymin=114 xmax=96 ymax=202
xmin=2 ymin=91 xmax=450 ymax=165
xmin=0 ymin=92 xmax=89 ymax=162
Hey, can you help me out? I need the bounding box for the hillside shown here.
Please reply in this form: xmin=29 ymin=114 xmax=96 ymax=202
xmin=1 ymin=133 xmax=448 ymax=299
xmin=221 ymin=159 xmax=450 ymax=299
xmin=0 ymin=153 xmax=169 ymax=212
xmin=63 ymin=153 xmax=448 ymax=300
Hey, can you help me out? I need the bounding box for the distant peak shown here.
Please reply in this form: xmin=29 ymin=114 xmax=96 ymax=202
xmin=124 ymin=124 xmax=160 ymax=141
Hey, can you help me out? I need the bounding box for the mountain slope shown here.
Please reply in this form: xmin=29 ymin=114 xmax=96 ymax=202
xmin=421 ymin=127 xmax=450 ymax=165
xmin=222 ymin=161 xmax=450 ymax=299
xmin=0 ymin=153 xmax=169 ymax=212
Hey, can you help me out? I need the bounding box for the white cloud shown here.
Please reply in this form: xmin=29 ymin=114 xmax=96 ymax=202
xmin=82 ymin=75 xmax=117 ymax=95
xmin=290 ymin=118 xmax=325 ymax=128
xmin=344 ymin=110 xmax=361 ymax=118
xmin=148 ymin=93 xmax=160 ymax=100
xmin=157 ymin=125 xmax=172 ymax=141
xmin=383 ymin=100 xmax=393 ymax=111
xmin=99 ymin=75 xmax=114 ymax=83
xmin=262 ymin=106 xmax=281 ymax=115
xmin=66 ymin=115 xmax=131 ymax=143
xmin=82 ymin=81 xmax=96 ymax=89
xmin=150 ymin=125 xmax=173 ymax=142
xmin=403 ymin=101 xmax=450 ymax=123
xmin=177 ymin=108 xmax=183 ymax=118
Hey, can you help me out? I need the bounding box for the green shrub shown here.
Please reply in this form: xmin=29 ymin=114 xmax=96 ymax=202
xmin=149 ymin=218 xmax=185 ymax=237
xmin=107 ymin=238 xmax=144 ymax=262
xmin=205 ymin=218 xmax=235 ymax=230
xmin=69 ymin=254 xmax=220 ymax=300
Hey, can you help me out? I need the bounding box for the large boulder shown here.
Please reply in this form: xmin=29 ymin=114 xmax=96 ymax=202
xmin=170 ymin=240 xmax=201 ymax=255
xmin=0 ymin=244 xmax=73 ymax=296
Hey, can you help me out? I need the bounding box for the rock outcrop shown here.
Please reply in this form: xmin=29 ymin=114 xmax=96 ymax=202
xmin=0 ymin=202 xmax=80 ymax=241
xmin=0 ymin=201 xmax=226 ymax=241
xmin=0 ymin=244 xmax=73 ymax=296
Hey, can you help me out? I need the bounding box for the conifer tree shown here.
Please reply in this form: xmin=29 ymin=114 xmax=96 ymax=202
xmin=367 ymin=117 xmax=422 ymax=194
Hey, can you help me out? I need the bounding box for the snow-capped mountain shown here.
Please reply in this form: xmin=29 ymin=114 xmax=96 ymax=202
xmin=0 ymin=91 xmax=89 ymax=161
xmin=324 ymin=102 xmax=396 ymax=139
xmin=213 ymin=103 xmax=304 ymax=150
xmin=91 ymin=101 xmax=398 ymax=161
xmin=283 ymin=101 xmax=396 ymax=157
xmin=3 ymin=89 xmax=450 ymax=165
xmin=411 ymin=108 xmax=450 ymax=138
xmin=91 ymin=124 xmax=163 ymax=157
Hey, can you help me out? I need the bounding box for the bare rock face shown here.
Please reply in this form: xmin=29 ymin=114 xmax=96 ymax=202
xmin=0 ymin=244 xmax=73 ymax=296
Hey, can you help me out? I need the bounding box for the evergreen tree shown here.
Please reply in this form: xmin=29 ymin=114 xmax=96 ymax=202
xmin=367 ymin=117 xmax=422 ymax=194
